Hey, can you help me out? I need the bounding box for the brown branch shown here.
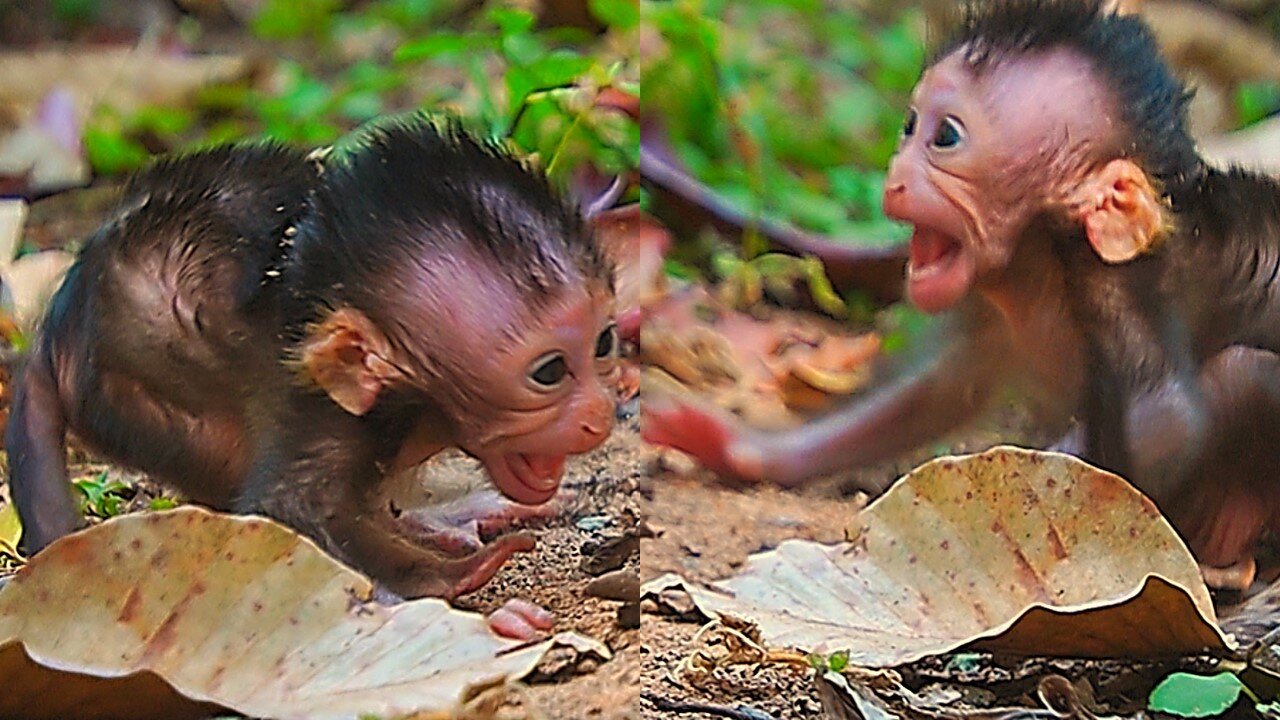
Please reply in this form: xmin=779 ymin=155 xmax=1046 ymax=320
xmin=640 ymin=121 xmax=907 ymax=302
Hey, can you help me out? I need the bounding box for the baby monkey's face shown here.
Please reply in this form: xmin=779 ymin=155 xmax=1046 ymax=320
xmin=430 ymin=281 xmax=620 ymax=505
xmin=298 ymin=229 xmax=618 ymax=508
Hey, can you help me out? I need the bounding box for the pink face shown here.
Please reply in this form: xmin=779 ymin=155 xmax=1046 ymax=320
xmin=883 ymin=47 xmax=1120 ymax=313
xmin=460 ymin=283 xmax=619 ymax=505
xmin=394 ymin=268 xmax=617 ymax=506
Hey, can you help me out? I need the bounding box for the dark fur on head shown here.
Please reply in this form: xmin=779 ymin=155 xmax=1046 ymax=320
xmin=286 ymin=113 xmax=610 ymax=338
xmin=933 ymin=0 xmax=1203 ymax=199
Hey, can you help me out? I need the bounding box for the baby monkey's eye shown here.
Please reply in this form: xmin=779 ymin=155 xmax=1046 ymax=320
xmin=902 ymin=108 xmax=918 ymax=138
xmin=529 ymin=353 xmax=568 ymax=387
xmin=933 ymin=116 xmax=964 ymax=149
xmin=595 ymin=323 xmax=619 ymax=359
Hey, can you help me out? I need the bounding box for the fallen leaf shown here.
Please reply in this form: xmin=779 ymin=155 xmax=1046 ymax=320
xmin=640 ymin=286 xmax=880 ymax=428
xmin=0 ymin=48 xmax=249 ymax=122
xmin=0 ymin=89 xmax=88 ymax=193
xmin=0 ymin=507 xmax=576 ymax=720
xmin=643 ymin=447 xmax=1230 ymax=666
xmin=1202 ymin=115 xmax=1280 ymax=175
xmin=0 ymin=199 xmax=25 ymax=268
xmin=0 ymin=248 xmax=75 ymax=332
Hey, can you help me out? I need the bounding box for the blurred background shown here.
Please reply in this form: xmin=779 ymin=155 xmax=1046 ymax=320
xmin=0 ymin=0 xmax=638 ymax=238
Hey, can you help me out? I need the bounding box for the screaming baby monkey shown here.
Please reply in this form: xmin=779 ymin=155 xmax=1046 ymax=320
xmin=7 ymin=116 xmax=619 ymax=633
xmin=646 ymin=0 xmax=1280 ymax=586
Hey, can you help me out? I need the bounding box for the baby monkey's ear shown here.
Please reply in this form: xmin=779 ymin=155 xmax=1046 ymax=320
xmin=300 ymin=308 xmax=406 ymax=415
xmin=1070 ymin=158 xmax=1168 ymax=264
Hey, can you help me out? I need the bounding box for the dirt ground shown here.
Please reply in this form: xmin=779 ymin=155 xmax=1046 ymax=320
xmin=456 ymin=418 xmax=644 ymax=720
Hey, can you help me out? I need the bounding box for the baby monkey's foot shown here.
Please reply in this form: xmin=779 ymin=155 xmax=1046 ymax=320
xmin=370 ymin=584 xmax=552 ymax=640
xmin=487 ymin=598 xmax=555 ymax=640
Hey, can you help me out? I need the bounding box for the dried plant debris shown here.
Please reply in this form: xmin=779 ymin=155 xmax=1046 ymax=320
xmin=641 ymin=286 xmax=881 ymax=429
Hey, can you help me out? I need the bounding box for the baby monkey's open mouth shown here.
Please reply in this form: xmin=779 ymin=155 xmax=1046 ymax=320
xmin=905 ymin=225 xmax=973 ymax=313
xmin=908 ymin=226 xmax=962 ymax=279
xmin=480 ymin=452 xmax=566 ymax=506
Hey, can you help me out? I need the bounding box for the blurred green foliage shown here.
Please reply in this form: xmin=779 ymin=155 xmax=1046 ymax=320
xmin=641 ymin=0 xmax=922 ymax=249
xmin=83 ymin=0 xmax=637 ymax=187
xmin=1236 ymin=81 xmax=1280 ymax=128
xmin=52 ymin=0 xmax=101 ymax=24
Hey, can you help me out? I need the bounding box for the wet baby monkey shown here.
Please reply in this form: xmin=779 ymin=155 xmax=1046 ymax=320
xmin=647 ymin=0 xmax=1280 ymax=589
xmin=6 ymin=116 xmax=619 ymax=637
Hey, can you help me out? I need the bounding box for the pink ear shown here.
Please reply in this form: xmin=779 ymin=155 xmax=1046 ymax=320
xmin=1076 ymin=159 xmax=1167 ymax=264
xmin=298 ymin=309 xmax=402 ymax=416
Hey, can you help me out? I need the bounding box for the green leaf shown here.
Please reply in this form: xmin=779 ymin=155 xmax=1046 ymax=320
xmin=251 ymin=0 xmax=341 ymax=40
xmin=505 ymin=67 xmax=540 ymax=120
xmin=710 ymin=251 xmax=744 ymax=280
xmin=394 ymin=33 xmax=487 ymax=62
xmin=878 ymin=304 xmax=933 ymax=356
xmin=6 ymin=328 xmax=29 ymax=353
xmin=943 ymin=653 xmax=983 ymax=674
xmin=54 ymin=0 xmax=100 ymax=23
xmin=806 ymin=650 xmax=850 ymax=672
xmin=591 ymin=0 xmax=639 ymax=29
xmin=74 ymin=472 xmax=131 ymax=519
xmin=129 ymin=106 xmax=194 ymax=138
xmin=149 ymin=497 xmax=178 ymax=511
xmin=828 ymin=650 xmax=849 ymax=673
xmin=527 ymin=51 xmax=594 ymax=88
xmin=489 ymin=7 xmax=536 ymax=36
xmin=0 ymin=503 xmax=23 ymax=556
xmin=373 ymin=0 xmax=451 ymax=29
xmin=337 ymin=89 xmax=385 ymax=122
xmin=83 ymin=126 xmax=151 ymax=175
xmin=751 ymin=252 xmax=797 ymax=277
xmin=663 ymin=258 xmax=700 ymax=281
xmin=1236 ymin=82 xmax=1280 ymax=128
xmin=501 ymin=32 xmax=546 ymax=66
xmin=1149 ymin=672 xmax=1245 ymax=717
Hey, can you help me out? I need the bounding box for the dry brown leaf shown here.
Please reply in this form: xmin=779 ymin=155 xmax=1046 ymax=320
xmin=1202 ymin=115 xmax=1280 ymax=175
xmin=0 ymin=48 xmax=250 ymax=122
xmin=0 ymin=507 xmax=575 ymax=720
xmin=0 ymin=199 xmax=25 ymax=268
xmin=0 ymin=100 xmax=88 ymax=193
xmin=1142 ymin=0 xmax=1280 ymax=88
xmin=778 ymin=334 xmax=881 ymax=410
xmin=0 ymin=249 xmax=75 ymax=332
xmin=639 ymin=287 xmax=881 ymax=428
xmin=643 ymin=446 xmax=1230 ymax=666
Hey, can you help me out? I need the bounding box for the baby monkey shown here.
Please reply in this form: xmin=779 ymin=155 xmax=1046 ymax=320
xmin=7 ymin=116 xmax=619 ymax=635
xmin=646 ymin=0 xmax=1280 ymax=586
